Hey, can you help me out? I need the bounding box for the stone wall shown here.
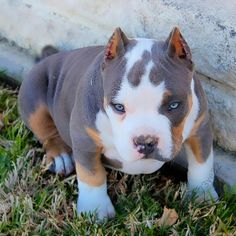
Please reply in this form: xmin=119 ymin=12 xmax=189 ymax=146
xmin=0 ymin=0 xmax=236 ymax=151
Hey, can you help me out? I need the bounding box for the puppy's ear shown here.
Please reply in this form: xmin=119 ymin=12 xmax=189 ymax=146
xmin=104 ymin=27 xmax=129 ymax=60
xmin=166 ymin=27 xmax=192 ymax=60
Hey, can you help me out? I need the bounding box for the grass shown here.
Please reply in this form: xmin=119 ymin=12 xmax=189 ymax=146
xmin=0 ymin=81 xmax=235 ymax=235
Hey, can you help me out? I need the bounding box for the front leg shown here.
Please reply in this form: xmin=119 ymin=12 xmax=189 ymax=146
xmin=185 ymin=137 xmax=218 ymax=202
xmin=74 ymin=148 xmax=115 ymax=220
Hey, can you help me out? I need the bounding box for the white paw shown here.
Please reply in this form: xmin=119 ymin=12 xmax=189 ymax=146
xmin=49 ymin=153 xmax=74 ymax=176
xmin=186 ymin=184 xmax=219 ymax=203
xmin=77 ymin=181 xmax=115 ymax=220
xmin=77 ymin=194 xmax=115 ymax=220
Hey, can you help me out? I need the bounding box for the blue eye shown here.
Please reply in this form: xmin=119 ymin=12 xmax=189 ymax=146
xmin=111 ymin=103 xmax=125 ymax=113
xmin=168 ymin=102 xmax=180 ymax=111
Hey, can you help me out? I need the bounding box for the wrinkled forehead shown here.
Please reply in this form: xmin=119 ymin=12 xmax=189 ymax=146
xmin=103 ymin=38 xmax=193 ymax=101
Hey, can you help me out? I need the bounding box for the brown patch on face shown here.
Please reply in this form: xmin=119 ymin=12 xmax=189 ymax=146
xmin=76 ymin=147 xmax=106 ymax=186
xmin=149 ymin=66 xmax=162 ymax=85
xmin=28 ymin=104 xmax=71 ymax=162
xmin=127 ymin=50 xmax=151 ymax=87
xmin=185 ymin=136 xmax=203 ymax=163
xmin=161 ymin=90 xmax=172 ymax=105
xmin=127 ymin=60 xmax=145 ymax=86
xmin=171 ymin=94 xmax=193 ymax=156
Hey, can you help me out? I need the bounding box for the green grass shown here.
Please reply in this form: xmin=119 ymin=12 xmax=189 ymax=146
xmin=0 ymin=83 xmax=235 ymax=235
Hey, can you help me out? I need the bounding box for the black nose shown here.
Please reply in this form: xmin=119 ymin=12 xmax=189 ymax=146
xmin=133 ymin=135 xmax=158 ymax=155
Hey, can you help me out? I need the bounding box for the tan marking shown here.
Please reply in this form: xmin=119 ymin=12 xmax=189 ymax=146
xmin=189 ymin=112 xmax=206 ymax=137
xmin=76 ymin=147 xmax=106 ymax=186
xmin=103 ymin=97 xmax=108 ymax=109
xmin=184 ymin=112 xmax=207 ymax=163
xmin=85 ymin=127 xmax=102 ymax=147
xmin=172 ymin=124 xmax=185 ymax=156
xmin=28 ymin=104 xmax=71 ymax=162
xmin=105 ymin=28 xmax=120 ymax=59
xmin=86 ymin=127 xmax=106 ymax=155
xmin=161 ymin=90 xmax=172 ymax=105
xmin=170 ymin=27 xmax=187 ymax=58
xmin=172 ymin=94 xmax=193 ymax=156
xmin=43 ymin=138 xmax=71 ymax=163
xmin=185 ymin=136 xmax=203 ymax=163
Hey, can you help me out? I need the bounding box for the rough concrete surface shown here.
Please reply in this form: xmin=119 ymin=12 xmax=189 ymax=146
xmin=0 ymin=40 xmax=34 ymax=83
xmin=214 ymin=148 xmax=236 ymax=188
xmin=198 ymin=73 xmax=236 ymax=151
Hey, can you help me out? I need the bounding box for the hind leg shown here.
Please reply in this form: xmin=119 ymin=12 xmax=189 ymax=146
xmin=28 ymin=104 xmax=74 ymax=176
xmin=18 ymin=59 xmax=74 ymax=176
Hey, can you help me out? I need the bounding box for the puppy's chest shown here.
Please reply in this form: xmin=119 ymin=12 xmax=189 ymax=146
xmin=95 ymin=111 xmax=164 ymax=174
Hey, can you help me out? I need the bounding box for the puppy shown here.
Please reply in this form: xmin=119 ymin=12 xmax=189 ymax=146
xmin=18 ymin=27 xmax=218 ymax=220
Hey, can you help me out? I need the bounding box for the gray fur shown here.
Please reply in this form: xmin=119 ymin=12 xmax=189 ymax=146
xmin=19 ymin=46 xmax=105 ymax=170
xmin=127 ymin=50 xmax=151 ymax=87
xmin=19 ymin=28 xmax=212 ymax=175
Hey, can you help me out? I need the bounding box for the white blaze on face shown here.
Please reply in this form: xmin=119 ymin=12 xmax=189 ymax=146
xmin=104 ymin=39 xmax=173 ymax=162
xmin=125 ymin=38 xmax=154 ymax=73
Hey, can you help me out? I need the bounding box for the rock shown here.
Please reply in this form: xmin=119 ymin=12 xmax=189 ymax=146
xmin=0 ymin=41 xmax=34 ymax=84
xmin=197 ymin=73 xmax=236 ymax=151
xmin=214 ymin=147 xmax=236 ymax=189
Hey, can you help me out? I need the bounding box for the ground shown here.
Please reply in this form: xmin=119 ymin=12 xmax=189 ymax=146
xmin=0 ymin=75 xmax=235 ymax=235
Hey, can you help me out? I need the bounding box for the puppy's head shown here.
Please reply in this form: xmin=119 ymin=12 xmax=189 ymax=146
xmin=101 ymin=27 xmax=195 ymax=162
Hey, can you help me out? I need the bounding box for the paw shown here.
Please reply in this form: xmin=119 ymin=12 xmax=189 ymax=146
xmin=77 ymin=193 xmax=115 ymax=220
xmin=77 ymin=181 xmax=115 ymax=220
xmin=49 ymin=153 xmax=75 ymax=176
xmin=185 ymin=184 xmax=219 ymax=203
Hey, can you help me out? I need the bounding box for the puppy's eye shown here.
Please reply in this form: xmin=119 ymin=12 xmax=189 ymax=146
xmin=111 ymin=103 xmax=126 ymax=113
xmin=168 ymin=102 xmax=180 ymax=111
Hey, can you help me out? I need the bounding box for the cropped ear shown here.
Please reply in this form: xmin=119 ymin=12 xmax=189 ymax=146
xmin=104 ymin=27 xmax=129 ymax=60
xmin=166 ymin=27 xmax=192 ymax=60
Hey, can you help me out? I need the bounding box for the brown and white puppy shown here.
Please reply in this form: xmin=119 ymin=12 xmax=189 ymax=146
xmin=18 ymin=27 xmax=218 ymax=220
